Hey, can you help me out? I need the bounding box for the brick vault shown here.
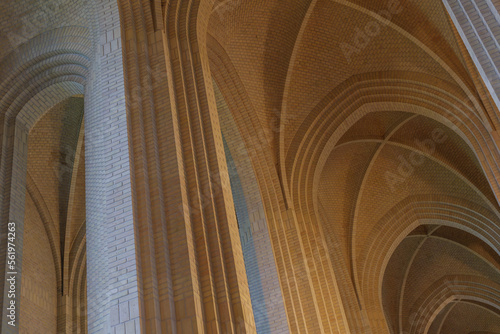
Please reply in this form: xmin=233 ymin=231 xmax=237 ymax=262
xmin=0 ymin=0 xmax=500 ymax=333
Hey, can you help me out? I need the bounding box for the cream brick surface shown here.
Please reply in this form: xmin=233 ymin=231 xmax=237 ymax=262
xmin=1 ymin=0 xmax=500 ymax=333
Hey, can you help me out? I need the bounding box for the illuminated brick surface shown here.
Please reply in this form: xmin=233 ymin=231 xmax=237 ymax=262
xmin=0 ymin=0 xmax=499 ymax=333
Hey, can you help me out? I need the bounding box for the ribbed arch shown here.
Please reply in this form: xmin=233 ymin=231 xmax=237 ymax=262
xmin=332 ymin=138 xmax=498 ymax=213
xmin=327 ymin=0 xmax=489 ymax=124
xmin=287 ymin=76 xmax=490 ymax=201
xmin=358 ymin=195 xmax=500 ymax=332
xmin=0 ymin=61 xmax=88 ymax=142
xmin=0 ymin=26 xmax=92 ymax=66
xmin=382 ymin=228 xmax=500 ymax=333
xmin=280 ymin=0 xmax=319 ymax=184
xmin=290 ymin=75 xmax=500 ymax=333
xmin=0 ymin=80 xmax=84 ymax=223
xmin=18 ymin=82 xmax=84 ymax=129
xmin=289 ymin=75 xmax=500 ymax=210
xmin=361 ymin=195 xmax=500 ymax=285
xmin=408 ymin=275 xmax=500 ymax=334
xmin=327 ymin=117 xmax=499 ymax=299
xmin=0 ymin=21 xmax=93 ymax=333
xmin=0 ymin=59 xmax=88 ymax=111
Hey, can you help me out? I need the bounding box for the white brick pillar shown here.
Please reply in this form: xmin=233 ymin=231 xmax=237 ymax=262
xmin=85 ymin=0 xmax=142 ymax=333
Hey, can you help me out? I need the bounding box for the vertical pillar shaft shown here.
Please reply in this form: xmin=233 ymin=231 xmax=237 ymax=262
xmin=85 ymin=1 xmax=142 ymax=333
xmin=116 ymin=0 xmax=257 ymax=332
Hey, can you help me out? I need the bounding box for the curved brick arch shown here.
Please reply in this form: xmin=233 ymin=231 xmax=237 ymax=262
xmin=206 ymin=3 xmax=500 ymax=331
xmin=0 ymin=26 xmax=92 ymax=76
xmin=385 ymin=232 xmax=500 ymax=333
xmin=360 ymin=195 xmax=500 ymax=282
xmin=0 ymin=80 xmax=84 ymax=206
xmin=280 ymin=0 xmax=320 ymax=190
xmin=0 ymin=57 xmax=89 ymax=136
xmin=284 ymin=72 xmax=487 ymax=168
xmin=285 ymin=75 xmax=492 ymax=205
xmin=2 ymin=0 xmax=499 ymax=333
xmin=0 ymin=80 xmax=84 ymax=333
xmin=408 ymin=275 xmax=500 ymax=334
xmin=18 ymin=82 xmax=84 ymax=130
xmin=285 ymin=75 xmax=500 ymax=332
xmin=278 ymin=0 xmax=499 ymax=169
xmin=289 ymin=80 xmax=500 ymax=333
xmin=358 ymin=195 xmax=500 ymax=332
xmin=323 ymin=113 xmax=500 ymax=307
xmin=330 ymin=0 xmax=490 ymax=126
xmin=292 ymin=78 xmax=500 ymax=209
xmin=361 ymin=195 xmax=500 ymax=287
xmin=0 ymin=70 xmax=87 ymax=152
xmin=279 ymin=0 xmax=493 ymax=206
xmin=335 ymin=135 xmax=500 ymax=277
xmin=394 ymin=235 xmax=500 ymax=331
xmin=293 ymin=87 xmax=500 ymax=304
xmin=0 ymin=16 xmax=96 ymax=333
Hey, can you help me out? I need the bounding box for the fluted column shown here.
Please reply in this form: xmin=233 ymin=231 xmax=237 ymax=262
xmin=117 ymin=0 xmax=256 ymax=332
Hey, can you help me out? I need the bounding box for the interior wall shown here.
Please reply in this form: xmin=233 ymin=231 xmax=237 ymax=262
xmin=19 ymin=194 xmax=57 ymax=334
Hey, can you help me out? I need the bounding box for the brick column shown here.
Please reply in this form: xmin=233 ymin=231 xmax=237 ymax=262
xmin=115 ymin=0 xmax=257 ymax=332
xmin=85 ymin=0 xmax=142 ymax=333
xmin=162 ymin=1 xmax=256 ymax=331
